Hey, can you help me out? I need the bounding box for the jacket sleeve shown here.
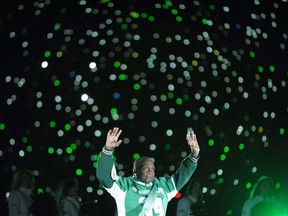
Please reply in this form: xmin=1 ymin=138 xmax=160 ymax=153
xmin=96 ymin=147 xmax=115 ymax=188
xmin=241 ymin=199 xmax=252 ymax=216
xmin=7 ymin=191 xmax=28 ymax=216
xmin=172 ymin=154 xmax=199 ymax=191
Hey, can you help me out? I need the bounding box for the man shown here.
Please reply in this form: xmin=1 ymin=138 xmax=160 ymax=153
xmin=8 ymin=169 xmax=35 ymax=216
xmin=96 ymin=127 xmax=200 ymax=216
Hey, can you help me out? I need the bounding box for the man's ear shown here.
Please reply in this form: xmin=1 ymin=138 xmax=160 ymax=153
xmin=133 ymin=160 xmax=137 ymax=173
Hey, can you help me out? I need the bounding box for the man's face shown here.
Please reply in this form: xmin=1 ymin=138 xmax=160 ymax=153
xmin=260 ymin=180 xmax=273 ymax=197
xmin=20 ymin=172 xmax=32 ymax=188
xmin=136 ymin=159 xmax=155 ymax=183
xmin=191 ymin=182 xmax=202 ymax=198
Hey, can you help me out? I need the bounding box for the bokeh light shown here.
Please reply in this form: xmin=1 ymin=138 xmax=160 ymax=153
xmin=1 ymin=0 xmax=287 ymax=215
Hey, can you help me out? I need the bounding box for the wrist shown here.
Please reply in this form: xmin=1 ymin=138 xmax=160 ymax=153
xmin=191 ymin=149 xmax=199 ymax=158
xmin=102 ymin=146 xmax=113 ymax=155
xmin=189 ymin=153 xmax=199 ymax=162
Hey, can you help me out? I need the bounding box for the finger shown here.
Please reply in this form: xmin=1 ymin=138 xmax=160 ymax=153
xmin=116 ymin=140 xmax=122 ymax=146
xmin=115 ymin=129 xmax=122 ymax=139
xmin=186 ymin=132 xmax=190 ymax=141
xmin=107 ymin=129 xmax=112 ymax=136
xmin=192 ymin=133 xmax=196 ymax=140
xmin=112 ymin=127 xmax=120 ymax=136
xmin=112 ymin=127 xmax=118 ymax=133
xmin=193 ymin=134 xmax=197 ymax=141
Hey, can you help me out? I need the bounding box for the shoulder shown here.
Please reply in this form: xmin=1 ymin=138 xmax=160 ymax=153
xmin=177 ymin=196 xmax=191 ymax=207
xmin=8 ymin=190 xmax=21 ymax=199
xmin=60 ymin=197 xmax=70 ymax=205
xmin=243 ymin=196 xmax=260 ymax=207
xmin=115 ymin=176 xmax=134 ymax=188
xmin=157 ymin=176 xmax=172 ymax=183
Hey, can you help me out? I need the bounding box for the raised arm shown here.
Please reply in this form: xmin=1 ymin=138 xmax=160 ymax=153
xmin=96 ymin=127 xmax=122 ymax=188
xmin=104 ymin=127 xmax=123 ymax=150
xmin=186 ymin=128 xmax=200 ymax=158
xmin=173 ymin=129 xmax=200 ymax=191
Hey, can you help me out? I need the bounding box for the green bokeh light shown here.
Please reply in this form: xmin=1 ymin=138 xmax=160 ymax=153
xmin=133 ymin=83 xmax=141 ymax=90
xmin=176 ymin=16 xmax=182 ymax=22
xmin=26 ymin=145 xmax=33 ymax=152
xmin=121 ymin=23 xmax=128 ymax=29
xmin=93 ymin=161 xmax=97 ymax=168
xmin=119 ymin=74 xmax=127 ymax=80
xmin=226 ymin=209 xmax=232 ymax=216
xmin=269 ymin=65 xmax=275 ymax=72
xmin=131 ymin=12 xmax=140 ymax=19
xmin=218 ymin=177 xmax=224 ymax=184
xmin=220 ymin=154 xmax=226 ymax=161
xmin=76 ymin=169 xmax=83 ymax=176
xmin=48 ymin=147 xmax=54 ymax=154
xmin=112 ymin=156 xmax=117 ymax=162
xmin=110 ymin=108 xmax=118 ymax=115
xmin=141 ymin=13 xmax=148 ymax=18
xmin=133 ymin=153 xmax=140 ymax=160
xmin=54 ymin=23 xmax=61 ymax=30
xmin=279 ymin=128 xmax=285 ymax=135
xmin=223 ymin=146 xmax=230 ymax=153
xmin=44 ymin=51 xmax=51 ymax=58
xmin=148 ymin=16 xmax=155 ymax=22
xmin=54 ymin=80 xmax=60 ymax=86
xmin=163 ymin=1 xmax=172 ymax=9
xmin=183 ymin=94 xmax=189 ymax=101
xmin=246 ymin=182 xmax=252 ymax=189
xmin=22 ymin=136 xmax=28 ymax=143
xmin=258 ymin=66 xmax=264 ymax=73
xmin=249 ymin=51 xmax=255 ymax=58
xmin=208 ymin=139 xmax=215 ymax=146
xmin=0 ymin=123 xmax=5 ymax=130
xmin=37 ymin=188 xmax=44 ymax=195
xmin=50 ymin=121 xmax=56 ymax=128
xmin=176 ymin=98 xmax=183 ymax=105
xmin=167 ymin=92 xmax=174 ymax=99
xmin=114 ymin=61 xmax=121 ymax=68
xmin=71 ymin=143 xmax=77 ymax=150
xmin=66 ymin=147 xmax=73 ymax=154
xmin=239 ymin=143 xmax=245 ymax=150
xmin=164 ymin=143 xmax=171 ymax=150
xmin=64 ymin=124 xmax=71 ymax=131
xmin=209 ymin=4 xmax=216 ymax=10
xmin=171 ymin=9 xmax=178 ymax=15
xmin=202 ymin=18 xmax=208 ymax=25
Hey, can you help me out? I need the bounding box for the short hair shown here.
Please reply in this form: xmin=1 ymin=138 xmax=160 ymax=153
xmin=55 ymin=178 xmax=78 ymax=205
xmin=11 ymin=169 xmax=35 ymax=190
xmin=133 ymin=157 xmax=154 ymax=173
xmin=186 ymin=178 xmax=202 ymax=195
xmin=250 ymin=175 xmax=274 ymax=198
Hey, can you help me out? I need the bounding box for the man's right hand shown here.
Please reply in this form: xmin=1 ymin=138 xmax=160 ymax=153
xmin=105 ymin=127 xmax=122 ymax=150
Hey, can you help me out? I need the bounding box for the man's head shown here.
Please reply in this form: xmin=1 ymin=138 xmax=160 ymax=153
xmin=12 ymin=169 xmax=35 ymax=190
xmin=251 ymin=176 xmax=274 ymax=198
xmin=186 ymin=178 xmax=202 ymax=198
xmin=133 ymin=157 xmax=155 ymax=183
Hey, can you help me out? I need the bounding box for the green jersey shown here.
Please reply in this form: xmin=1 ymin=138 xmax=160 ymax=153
xmin=96 ymin=147 xmax=198 ymax=216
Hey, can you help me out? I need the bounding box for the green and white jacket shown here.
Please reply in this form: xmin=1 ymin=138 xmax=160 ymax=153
xmin=96 ymin=147 xmax=199 ymax=216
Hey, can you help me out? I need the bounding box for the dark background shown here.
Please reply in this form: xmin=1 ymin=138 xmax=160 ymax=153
xmin=1 ymin=0 xmax=287 ymax=215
